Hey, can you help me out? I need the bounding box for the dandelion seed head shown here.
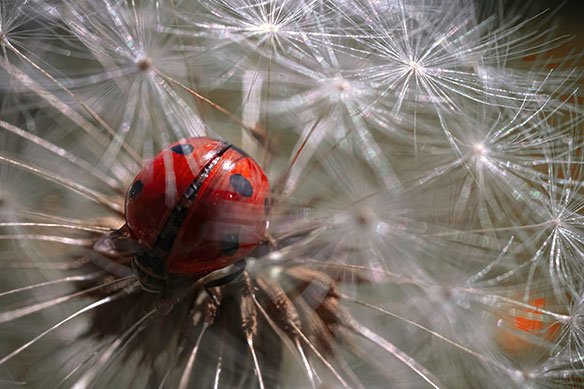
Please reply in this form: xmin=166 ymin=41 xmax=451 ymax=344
xmin=408 ymin=60 xmax=424 ymax=75
xmin=254 ymin=22 xmax=280 ymax=35
xmin=0 ymin=0 xmax=583 ymax=387
xmin=136 ymin=57 xmax=152 ymax=72
xmin=472 ymin=142 xmax=488 ymax=156
xmin=324 ymin=76 xmax=355 ymax=103
xmin=471 ymin=142 xmax=490 ymax=165
xmin=350 ymin=204 xmax=380 ymax=232
xmin=333 ymin=77 xmax=350 ymax=91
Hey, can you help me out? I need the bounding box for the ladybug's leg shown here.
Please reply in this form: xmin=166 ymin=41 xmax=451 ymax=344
xmin=196 ymin=259 xmax=247 ymax=305
xmin=93 ymin=223 xmax=142 ymax=258
xmin=154 ymin=286 xmax=194 ymax=315
xmin=205 ymin=286 xmax=222 ymax=309
xmin=91 ymin=223 xmax=141 ymax=278
xmin=265 ymin=232 xmax=277 ymax=248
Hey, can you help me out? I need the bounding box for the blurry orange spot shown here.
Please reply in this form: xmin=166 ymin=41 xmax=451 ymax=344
xmin=496 ymin=298 xmax=560 ymax=359
xmin=560 ymin=94 xmax=584 ymax=105
xmin=514 ymin=298 xmax=545 ymax=332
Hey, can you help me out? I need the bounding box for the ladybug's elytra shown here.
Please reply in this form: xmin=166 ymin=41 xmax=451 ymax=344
xmin=125 ymin=137 xmax=270 ymax=292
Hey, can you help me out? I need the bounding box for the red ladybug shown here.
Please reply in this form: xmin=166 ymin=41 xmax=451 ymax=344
xmin=125 ymin=137 xmax=270 ymax=291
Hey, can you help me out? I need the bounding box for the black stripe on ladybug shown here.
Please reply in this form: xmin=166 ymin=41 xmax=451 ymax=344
xmin=171 ymin=143 xmax=195 ymax=155
xmin=148 ymin=144 xmax=230 ymax=260
xmin=219 ymin=233 xmax=240 ymax=256
xmin=134 ymin=252 xmax=166 ymax=277
xmin=128 ymin=180 xmax=143 ymax=199
xmin=229 ymin=174 xmax=253 ymax=197
xmin=132 ymin=253 xmax=196 ymax=293
xmin=132 ymin=259 xmax=163 ymax=292
xmin=228 ymin=144 xmax=249 ymax=158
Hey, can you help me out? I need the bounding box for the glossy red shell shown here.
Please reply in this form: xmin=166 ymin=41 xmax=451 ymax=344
xmin=125 ymin=137 xmax=270 ymax=276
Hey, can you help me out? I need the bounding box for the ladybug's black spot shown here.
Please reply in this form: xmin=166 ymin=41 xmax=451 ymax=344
xmin=219 ymin=234 xmax=240 ymax=256
xmin=171 ymin=144 xmax=194 ymax=155
xmin=129 ymin=180 xmax=143 ymax=199
xmin=230 ymin=174 xmax=253 ymax=197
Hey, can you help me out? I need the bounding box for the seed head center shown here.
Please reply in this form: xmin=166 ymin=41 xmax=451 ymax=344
xmin=137 ymin=57 xmax=152 ymax=71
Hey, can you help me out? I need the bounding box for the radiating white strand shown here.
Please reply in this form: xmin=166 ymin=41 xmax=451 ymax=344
xmin=0 ymin=234 xmax=93 ymax=247
xmin=57 ymin=347 xmax=103 ymax=387
xmin=252 ymin=296 xmax=324 ymax=388
xmin=342 ymin=315 xmax=442 ymax=389
xmin=0 ymin=154 xmax=123 ymax=214
xmin=0 ymin=55 xmax=118 ymax=160
xmin=0 ymin=293 xmax=119 ymax=366
xmin=294 ymin=337 xmax=317 ymax=389
xmin=177 ymin=322 xmax=210 ymax=389
xmin=2 ymin=38 xmax=142 ymax=164
xmin=0 ymin=277 xmax=134 ymax=324
xmin=344 ymin=297 xmax=518 ymax=377
xmin=0 ymin=273 xmax=101 ymax=298
xmin=0 ymin=120 xmax=122 ymax=190
xmin=246 ymin=337 xmax=265 ymax=389
xmin=288 ymin=318 xmax=348 ymax=388
xmin=0 ymin=222 xmax=108 ymax=234
xmin=213 ymin=352 xmax=222 ymax=389
xmin=466 ymin=236 xmax=514 ymax=285
xmin=72 ymin=308 xmax=156 ymax=389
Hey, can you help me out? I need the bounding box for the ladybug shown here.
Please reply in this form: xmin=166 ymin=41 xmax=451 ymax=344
xmin=124 ymin=137 xmax=270 ymax=292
